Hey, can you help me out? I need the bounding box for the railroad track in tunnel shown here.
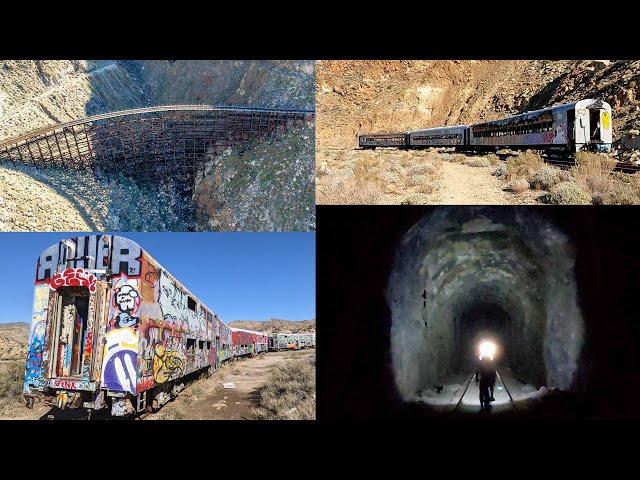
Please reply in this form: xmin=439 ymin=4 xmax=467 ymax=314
xmin=0 ymin=104 xmax=315 ymax=186
xmin=449 ymin=370 xmax=520 ymax=417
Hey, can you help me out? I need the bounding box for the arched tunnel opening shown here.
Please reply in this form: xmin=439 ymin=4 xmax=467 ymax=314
xmin=387 ymin=208 xmax=583 ymax=412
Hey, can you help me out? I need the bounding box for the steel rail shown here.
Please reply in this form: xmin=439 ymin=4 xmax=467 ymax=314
xmin=0 ymin=104 xmax=314 ymax=149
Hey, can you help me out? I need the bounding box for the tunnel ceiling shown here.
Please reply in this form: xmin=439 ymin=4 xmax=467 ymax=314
xmin=387 ymin=208 xmax=584 ymax=401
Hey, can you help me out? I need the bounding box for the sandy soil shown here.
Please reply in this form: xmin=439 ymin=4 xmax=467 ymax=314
xmin=435 ymin=161 xmax=511 ymax=205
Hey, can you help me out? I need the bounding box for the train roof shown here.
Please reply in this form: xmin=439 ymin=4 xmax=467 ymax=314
xmin=359 ymin=131 xmax=409 ymax=136
xmin=37 ymin=234 xmax=220 ymax=320
xmin=471 ymin=99 xmax=611 ymax=128
xmin=229 ymin=327 xmax=268 ymax=336
xmin=410 ymin=125 xmax=469 ymax=133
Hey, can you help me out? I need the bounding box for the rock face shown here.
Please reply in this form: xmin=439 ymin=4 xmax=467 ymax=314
xmin=133 ymin=60 xmax=314 ymax=110
xmin=193 ymin=121 xmax=315 ymax=231
xmin=317 ymin=60 xmax=640 ymax=156
xmin=387 ymin=208 xmax=583 ymax=401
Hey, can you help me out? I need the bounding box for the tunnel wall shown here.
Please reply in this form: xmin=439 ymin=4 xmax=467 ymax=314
xmin=387 ymin=208 xmax=584 ymax=401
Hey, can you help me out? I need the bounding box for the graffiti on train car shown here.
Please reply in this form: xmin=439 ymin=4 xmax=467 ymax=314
xmin=24 ymin=285 xmax=50 ymax=391
xmin=36 ymin=235 xmax=143 ymax=281
xmin=101 ymin=326 xmax=138 ymax=394
xmin=49 ymin=378 xmax=93 ymax=390
xmin=50 ymin=268 xmax=97 ymax=293
xmin=23 ymin=235 xmax=311 ymax=417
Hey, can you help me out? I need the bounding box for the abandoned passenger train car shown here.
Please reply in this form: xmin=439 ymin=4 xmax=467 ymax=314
xmin=23 ymin=235 xmax=236 ymax=417
xmin=358 ymin=99 xmax=612 ymax=154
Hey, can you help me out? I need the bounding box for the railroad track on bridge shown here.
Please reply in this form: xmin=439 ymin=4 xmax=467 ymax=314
xmin=0 ymin=104 xmax=314 ymax=184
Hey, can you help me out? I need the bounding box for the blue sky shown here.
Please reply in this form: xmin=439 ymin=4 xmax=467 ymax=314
xmin=0 ymin=232 xmax=315 ymax=325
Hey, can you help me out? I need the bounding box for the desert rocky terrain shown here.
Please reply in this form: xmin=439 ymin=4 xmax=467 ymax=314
xmin=316 ymin=60 xmax=640 ymax=205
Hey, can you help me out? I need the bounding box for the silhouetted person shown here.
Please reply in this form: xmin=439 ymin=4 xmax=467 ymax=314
xmin=475 ymin=357 xmax=497 ymax=410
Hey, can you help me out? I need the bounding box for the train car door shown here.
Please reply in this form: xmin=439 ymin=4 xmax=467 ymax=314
xmin=574 ymin=106 xmax=590 ymax=150
xmin=46 ymin=282 xmax=105 ymax=384
xmin=49 ymin=287 xmax=90 ymax=378
xmin=90 ymin=281 xmax=109 ymax=382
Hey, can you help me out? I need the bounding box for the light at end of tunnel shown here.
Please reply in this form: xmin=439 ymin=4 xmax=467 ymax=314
xmin=478 ymin=340 xmax=497 ymax=361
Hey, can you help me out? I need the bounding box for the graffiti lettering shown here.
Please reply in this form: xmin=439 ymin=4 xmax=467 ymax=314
xmin=153 ymin=344 xmax=185 ymax=383
xmin=50 ymin=268 xmax=97 ymax=293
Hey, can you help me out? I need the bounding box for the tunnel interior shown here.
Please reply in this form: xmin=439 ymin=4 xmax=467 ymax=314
xmin=387 ymin=208 xmax=583 ymax=403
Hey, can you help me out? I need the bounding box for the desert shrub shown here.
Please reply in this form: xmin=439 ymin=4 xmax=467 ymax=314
xmin=493 ymin=164 xmax=507 ymax=178
xmin=449 ymin=154 xmax=467 ymax=163
xmin=408 ymin=164 xmax=437 ymax=177
xmin=381 ymin=171 xmax=401 ymax=184
xmin=400 ymin=193 xmax=432 ymax=205
xmin=0 ymin=361 xmax=23 ymax=400
xmin=414 ymin=182 xmax=435 ymax=194
xmin=316 ymin=176 xmax=384 ymax=205
xmin=505 ymin=151 xmax=545 ymax=181
xmin=530 ymin=167 xmax=563 ymax=191
xmin=549 ymin=181 xmax=592 ymax=205
xmin=485 ymin=153 xmax=500 ymax=165
xmin=250 ymin=354 xmax=315 ymax=420
xmin=570 ymin=152 xmax=617 ymax=199
xmin=503 ymin=179 xmax=530 ymax=194
xmin=353 ymin=156 xmax=383 ymax=184
xmin=464 ymin=158 xmax=491 ymax=167
xmin=407 ymin=174 xmax=428 ymax=187
xmin=595 ymin=183 xmax=640 ymax=205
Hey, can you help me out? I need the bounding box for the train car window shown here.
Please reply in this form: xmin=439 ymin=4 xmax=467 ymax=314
xmin=187 ymin=296 xmax=196 ymax=311
xmin=199 ymin=340 xmax=205 ymax=350
xmin=187 ymin=338 xmax=196 ymax=350
xmin=207 ymin=341 xmax=211 ymax=349
xmin=119 ymin=261 xmax=128 ymax=274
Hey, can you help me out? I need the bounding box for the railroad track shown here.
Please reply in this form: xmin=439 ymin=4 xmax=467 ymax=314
xmin=0 ymin=104 xmax=315 ymax=181
xmin=449 ymin=369 xmax=519 ymax=416
xmin=494 ymin=151 xmax=640 ymax=173
xmin=0 ymin=104 xmax=314 ymax=150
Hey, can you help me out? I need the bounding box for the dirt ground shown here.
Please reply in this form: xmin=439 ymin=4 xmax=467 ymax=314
xmin=433 ymin=157 xmax=545 ymax=205
xmin=435 ymin=160 xmax=511 ymax=205
xmin=316 ymin=148 xmax=545 ymax=205
xmin=0 ymin=349 xmax=314 ymax=421
xmin=149 ymin=349 xmax=313 ymax=420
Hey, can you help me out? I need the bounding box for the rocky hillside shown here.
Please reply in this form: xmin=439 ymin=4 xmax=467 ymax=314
xmin=227 ymin=319 xmax=315 ymax=334
xmin=0 ymin=322 xmax=29 ymax=361
xmin=193 ymin=120 xmax=315 ymax=231
xmin=317 ymin=60 xmax=640 ymax=160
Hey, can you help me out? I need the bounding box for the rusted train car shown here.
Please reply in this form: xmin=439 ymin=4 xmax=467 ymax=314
xmin=22 ymin=234 xmax=234 ymax=417
xmin=230 ymin=327 xmax=269 ymax=357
